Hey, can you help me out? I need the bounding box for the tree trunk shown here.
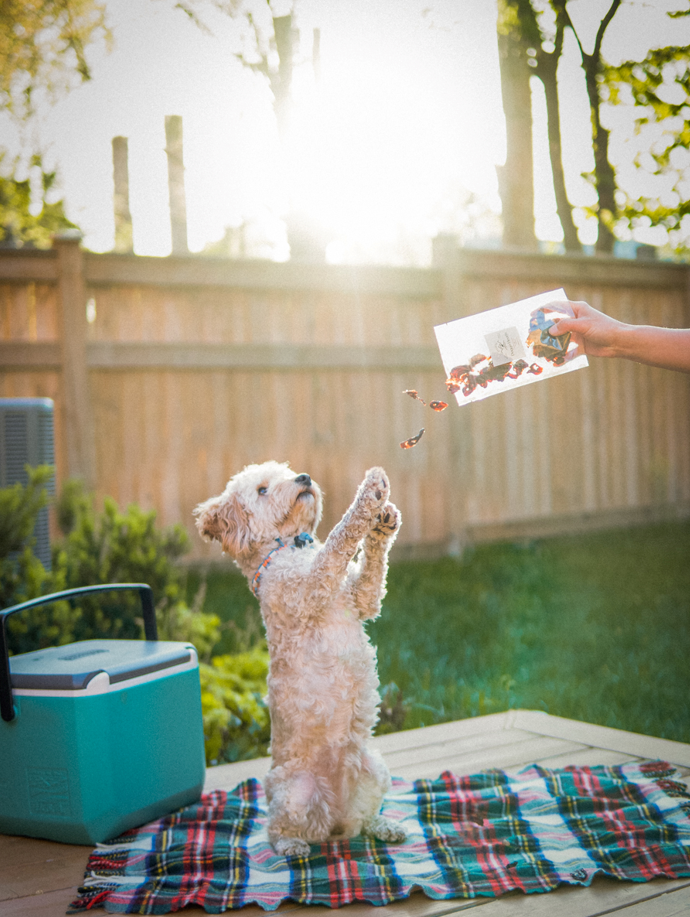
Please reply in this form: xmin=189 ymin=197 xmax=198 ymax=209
xmin=271 ymin=16 xmax=325 ymax=261
xmin=536 ymin=26 xmax=580 ymax=252
xmin=272 ymin=15 xmax=293 ymax=139
xmin=561 ymin=0 xmax=621 ymax=255
xmin=497 ymin=23 xmax=538 ymax=250
xmin=583 ymin=54 xmax=617 ymax=254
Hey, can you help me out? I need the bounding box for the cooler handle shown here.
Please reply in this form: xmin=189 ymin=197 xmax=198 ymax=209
xmin=0 ymin=583 xmax=157 ymax=723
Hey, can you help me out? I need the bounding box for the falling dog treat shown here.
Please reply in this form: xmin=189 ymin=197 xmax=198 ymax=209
xmin=399 ymin=390 xmax=447 ymax=448
xmin=403 ymin=389 xmax=426 ymax=405
xmin=400 ymin=428 xmax=425 ymax=449
xmin=403 ymin=390 xmax=448 ymax=412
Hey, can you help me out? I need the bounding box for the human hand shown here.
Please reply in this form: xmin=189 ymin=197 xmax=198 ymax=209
xmin=545 ymin=300 xmax=626 ymax=359
xmin=545 ymin=299 xmax=690 ymax=372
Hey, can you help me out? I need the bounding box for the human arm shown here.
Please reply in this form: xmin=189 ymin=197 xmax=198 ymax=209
xmin=548 ymin=300 xmax=690 ymax=373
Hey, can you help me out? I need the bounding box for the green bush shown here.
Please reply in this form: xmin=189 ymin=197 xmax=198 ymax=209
xmin=0 ymin=472 xmax=271 ymax=763
xmin=199 ymin=646 xmax=271 ymax=765
xmin=53 ymin=480 xmax=193 ymax=644
xmin=0 ymin=466 xmax=74 ymax=649
xmin=0 ymin=465 xmax=59 ymax=608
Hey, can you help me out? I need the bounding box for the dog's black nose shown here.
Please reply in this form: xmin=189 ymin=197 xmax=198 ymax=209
xmin=294 ymin=473 xmax=312 ymax=487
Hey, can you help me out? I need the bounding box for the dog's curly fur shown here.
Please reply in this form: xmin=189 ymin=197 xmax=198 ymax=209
xmin=194 ymin=461 xmax=405 ymax=857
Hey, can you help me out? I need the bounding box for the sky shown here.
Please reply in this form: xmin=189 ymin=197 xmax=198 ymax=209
xmin=2 ymin=0 xmax=690 ymax=262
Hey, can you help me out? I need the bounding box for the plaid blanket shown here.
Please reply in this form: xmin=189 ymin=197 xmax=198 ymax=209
xmin=69 ymin=761 xmax=690 ymax=914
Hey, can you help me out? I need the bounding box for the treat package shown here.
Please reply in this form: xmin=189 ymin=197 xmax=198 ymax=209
xmin=433 ymin=289 xmax=588 ymax=406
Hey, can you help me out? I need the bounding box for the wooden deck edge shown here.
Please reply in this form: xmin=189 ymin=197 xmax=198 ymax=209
xmin=370 ymin=712 xmax=514 ymax=754
xmin=203 ymin=714 xmax=517 ymax=790
xmin=204 ymin=756 xmax=271 ymax=792
xmin=203 ymin=710 xmax=690 ymax=793
xmin=284 ymin=879 xmax=690 ymax=917
xmin=510 ymin=710 xmax=690 ymax=767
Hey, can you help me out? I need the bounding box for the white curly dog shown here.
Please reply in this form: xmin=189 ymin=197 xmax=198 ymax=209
xmin=194 ymin=461 xmax=406 ymax=857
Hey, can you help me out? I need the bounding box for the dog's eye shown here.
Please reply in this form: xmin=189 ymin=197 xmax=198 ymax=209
xmin=258 ymin=486 xmax=268 ymax=495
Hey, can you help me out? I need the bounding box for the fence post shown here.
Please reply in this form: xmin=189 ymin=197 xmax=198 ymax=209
xmin=55 ymin=231 xmax=96 ymax=488
xmin=164 ymin=115 xmax=189 ymax=255
xmin=112 ymin=136 xmax=134 ymax=254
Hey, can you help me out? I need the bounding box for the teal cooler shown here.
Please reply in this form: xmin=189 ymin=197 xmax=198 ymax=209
xmin=0 ymin=584 xmax=206 ymax=845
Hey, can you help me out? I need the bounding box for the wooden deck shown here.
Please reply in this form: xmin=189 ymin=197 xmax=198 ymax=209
xmin=3 ymin=710 xmax=690 ymax=916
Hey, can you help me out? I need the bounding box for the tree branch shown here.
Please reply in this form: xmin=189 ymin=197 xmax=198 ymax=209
xmin=593 ymin=0 xmax=622 ymax=62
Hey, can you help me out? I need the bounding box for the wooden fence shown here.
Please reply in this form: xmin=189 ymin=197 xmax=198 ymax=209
xmin=1 ymin=236 xmax=689 ymax=562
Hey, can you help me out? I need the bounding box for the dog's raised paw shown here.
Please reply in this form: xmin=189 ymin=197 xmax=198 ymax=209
xmin=362 ymin=467 xmax=389 ymax=508
xmin=363 ymin=815 xmax=407 ymax=845
xmin=273 ymin=836 xmax=311 ymax=858
xmin=372 ymin=502 xmax=400 ymax=539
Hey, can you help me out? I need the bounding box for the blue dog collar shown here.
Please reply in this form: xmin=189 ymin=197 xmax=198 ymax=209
xmin=293 ymin=532 xmax=314 ymax=549
xmin=251 ymin=534 xmax=314 ymax=596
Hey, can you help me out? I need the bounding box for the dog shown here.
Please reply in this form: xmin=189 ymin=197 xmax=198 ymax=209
xmin=194 ymin=461 xmax=406 ymax=856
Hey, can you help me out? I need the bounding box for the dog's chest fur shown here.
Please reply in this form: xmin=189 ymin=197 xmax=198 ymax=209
xmin=255 ymin=543 xmax=379 ymax=745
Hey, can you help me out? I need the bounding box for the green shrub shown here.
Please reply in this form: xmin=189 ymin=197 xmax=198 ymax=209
xmin=0 ymin=466 xmax=74 ymax=649
xmin=185 ymin=567 xmax=263 ymax=656
xmin=0 ymin=465 xmax=58 ymax=607
xmin=0 ymin=472 xmax=271 ymax=763
xmin=199 ymin=645 xmax=271 ymax=765
xmin=53 ymin=481 xmax=192 ymax=644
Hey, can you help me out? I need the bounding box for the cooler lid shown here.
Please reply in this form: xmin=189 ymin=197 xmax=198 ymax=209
xmin=9 ymin=640 xmax=193 ymax=690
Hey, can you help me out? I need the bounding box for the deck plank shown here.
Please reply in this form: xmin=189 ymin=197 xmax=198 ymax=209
xmin=286 ymin=879 xmax=690 ymax=917
xmin=371 ymin=713 xmax=512 ymax=755
xmin=1 ymin=885 xmax=82 ymax=916
xmin=532 ymin=747 xmax=639 ymax=769
xmin=204 ymin=755 xmax=270 ymax=791
xmin=613 ymin=885 xmax=690 ymax=915
xmin=2 ymin=852 xmax=95 ymax=902
xmin=394 ymin=736 xmax=589 ymax=779
xmin=512 ymin=711 xmax=690 ymax=766
xmin=470 ymin=879 xmax=690 ymax=916
xmin=0 ymin=834 xmax=91 ymax=903
xmin=382 ymin=728 xmax=539 ymax=769
xmin=0 ymin=834 xmax=91 ymax=872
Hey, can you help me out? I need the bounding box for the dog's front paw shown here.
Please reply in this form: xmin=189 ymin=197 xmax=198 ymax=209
xmin=360 ymin=467 xmax=390 ymax=511
xmin=371 ymin=501 xmax=401 ymax=540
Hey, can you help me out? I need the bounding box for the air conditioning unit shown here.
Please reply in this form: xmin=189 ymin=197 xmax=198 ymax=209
xmin=0 ymin=398 xmax=55 ymax=570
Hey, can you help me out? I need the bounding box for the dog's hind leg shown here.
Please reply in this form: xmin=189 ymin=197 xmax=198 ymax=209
xmin=264 ymin=766 xmax=334 ymax=857
xmin=345 ymin=749 xmax=407 ymax=845
xmin=362 ymin=812 xmax=407 ymax=844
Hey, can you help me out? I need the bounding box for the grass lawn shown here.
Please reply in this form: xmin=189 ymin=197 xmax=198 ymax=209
xmin=187 ymin=519 xmax=690 ymax=745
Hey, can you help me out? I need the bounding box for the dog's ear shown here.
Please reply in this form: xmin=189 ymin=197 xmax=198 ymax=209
xmin=194 ymin=496 xmax=224 ymax=543
xmin=194 ymin=493 xmax=251 ymax=557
